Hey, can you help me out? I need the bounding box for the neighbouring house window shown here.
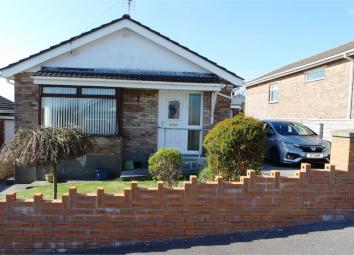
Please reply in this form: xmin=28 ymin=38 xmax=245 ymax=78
xmin=305 ymin=68 xmax=325 ymax=82
xmin=41 ymin=86 xmax=118 ymax=136
xmin=269 ymin=84 xmax=278 ymax=103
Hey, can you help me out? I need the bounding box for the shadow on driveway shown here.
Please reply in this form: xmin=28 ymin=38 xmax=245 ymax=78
xmin=70 ymin=219 xmax=354 ymax=255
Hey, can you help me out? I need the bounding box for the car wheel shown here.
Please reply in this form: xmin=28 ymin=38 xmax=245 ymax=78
xmin=270 ymin=147 xmax=281 ymax=165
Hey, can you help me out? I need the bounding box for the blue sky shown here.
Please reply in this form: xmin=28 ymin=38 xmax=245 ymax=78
xmin=0 ymin=0 xmax=353 ymax=101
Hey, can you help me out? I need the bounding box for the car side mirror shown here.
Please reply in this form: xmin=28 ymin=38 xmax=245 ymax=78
xmin=266 ymin=131 xmax=273 ymax=137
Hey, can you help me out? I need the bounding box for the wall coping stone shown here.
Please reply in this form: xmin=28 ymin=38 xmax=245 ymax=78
xmin=332 ymin=129 xmax=354 ymax=137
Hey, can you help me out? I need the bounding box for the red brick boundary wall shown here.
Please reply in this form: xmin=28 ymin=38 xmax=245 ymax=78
xmin=1 ymin=131 xmax=354 ymax=253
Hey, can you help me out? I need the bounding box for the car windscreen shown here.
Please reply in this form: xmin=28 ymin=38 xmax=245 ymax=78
xmin=271 ymin=122 xmax=316 ymax=136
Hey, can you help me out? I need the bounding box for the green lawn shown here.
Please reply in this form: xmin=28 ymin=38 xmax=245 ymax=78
xmin=1 ymin=179 xmax=184 ymax=200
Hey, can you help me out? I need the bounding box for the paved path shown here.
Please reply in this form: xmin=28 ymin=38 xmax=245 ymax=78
xmin=0 ymin=181 xmax=48 ymax=195
xmin=72 ymin=219 xmax=354 ymax=255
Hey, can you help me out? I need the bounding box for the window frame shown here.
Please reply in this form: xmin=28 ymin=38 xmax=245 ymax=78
xmin=268 ymin=83 xmax=278 ymax=103
xmin=304 ymin=67 xmax=326 ymax=83
xmin=38 ymin=85 xmax=122 ymax=137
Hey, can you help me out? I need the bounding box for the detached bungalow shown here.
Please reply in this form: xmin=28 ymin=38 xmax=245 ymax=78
xmin=0 ymin=15 xmax=243 ymax=183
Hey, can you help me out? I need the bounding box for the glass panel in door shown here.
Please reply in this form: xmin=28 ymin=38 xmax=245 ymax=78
xmin=188 ymin=94 xmax=201 ymax=126
xmin=187 ymin=94 xmax=202 ymax=152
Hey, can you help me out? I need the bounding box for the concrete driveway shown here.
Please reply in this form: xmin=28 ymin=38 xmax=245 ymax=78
xmin=72 ymin=219 xmax=354 ymax=255
xmin=261 ymin=161 xmax=326 ymax=177
xmin=262 ymin=161 xmax=300 ymax=176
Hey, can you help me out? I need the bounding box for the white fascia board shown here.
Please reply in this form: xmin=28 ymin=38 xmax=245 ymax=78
xmin=1 ymin=19 xmax=243 ymax=86
xmin=246 ymin=49 xmax=354 ymax=87
xmin=32 ymin=76 xmax=222 ymax=91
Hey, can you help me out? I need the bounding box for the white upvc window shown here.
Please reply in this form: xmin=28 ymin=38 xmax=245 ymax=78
xmin=269 ymin=83 xmax=278 ymax=103
xmin=304 ymin=67 xmax=326 ymax=82
xmin=41 ymin=86 xmax=118 ymax=136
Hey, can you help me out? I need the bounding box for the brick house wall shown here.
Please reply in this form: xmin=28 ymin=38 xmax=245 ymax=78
xmin=14 ymin=73 xmax=232 ymax=156
xmin=245 ymin=59 xmax=352 ymax=119
xmin=13 ymin=73 xmax=124 ymax=182
xmin=13 ymin=72 xmax=233 ymax=181
xmin=215 ymin=87 xmax=232 ymax=123
xmin=14 ymin=73 xmax=40 ymax=130
xmin=1 ymin=131 xmax=354 ymax=253
xmin=0 ymin=120 xmax=4 ymax=146
xmin=122 ymin=89 xmax=158 ymax=156
xmin=202 ymin=91 xmax=212 ymax=136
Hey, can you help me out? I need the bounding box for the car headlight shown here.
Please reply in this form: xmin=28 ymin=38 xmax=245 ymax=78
xmin=321 ymin=141 xmax=331 ymax=149
xmin=281 ymin=142 xmax=300 ymax=148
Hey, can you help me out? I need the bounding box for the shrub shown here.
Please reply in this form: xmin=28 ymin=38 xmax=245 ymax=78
xmin=203 ymin=114 xmax=266 ymax=181
xmin=148 ymin=148 xmax=183 ymax=187
xmin=0 ymin=127 xmax=94 ymax=199
xmin=198 ymin=167 xmax=213 ymax=182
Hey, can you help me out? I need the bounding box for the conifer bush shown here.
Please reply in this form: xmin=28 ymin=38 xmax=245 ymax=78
xmin=203 ymin=114 xmax=266 ymax=181
xmin=148 ymin=148 xmax=183 ymax=186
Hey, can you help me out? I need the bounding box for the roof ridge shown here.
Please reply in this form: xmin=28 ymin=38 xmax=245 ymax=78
xmin=248 ymin=40 xmax=354 ymax=84
xmin=0 ymin=14 xmax=243 ymax=81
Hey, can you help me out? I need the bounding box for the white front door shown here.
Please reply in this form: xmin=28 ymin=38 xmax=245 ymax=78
xmin=158 ymin=90 xmax=202 ymax=154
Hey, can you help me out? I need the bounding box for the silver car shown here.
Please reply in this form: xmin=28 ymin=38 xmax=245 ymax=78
xmin=263 ymin=120 xmax=331 ymax=164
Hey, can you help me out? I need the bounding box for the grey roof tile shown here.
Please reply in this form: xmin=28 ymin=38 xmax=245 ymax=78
xmin=33 ymin=67 xmax=222 ymax=83
xmin=0 ymin=95 xmax=14 ymax=110
xmin=249 ymin=41 xmax=354 ymax=84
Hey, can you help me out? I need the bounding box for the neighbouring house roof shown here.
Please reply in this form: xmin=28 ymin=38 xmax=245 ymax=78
xmin=231 ymin=95 xmax=245 ymax=109
xmin=247 ymin=41 xmax=354 ymax=87
xmin=0 ymin=96 xmax=13 ymax=110
xmin=0 ymin=14 xmax=243 ymax=85
xmin=0 ymin=95 xmax=14 ymax=117
xmin=33 ymin=67 xmax=222 ymax=84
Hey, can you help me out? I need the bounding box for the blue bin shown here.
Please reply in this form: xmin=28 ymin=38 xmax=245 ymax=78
xmin=95 ymin=168 xmax=108 ymax=180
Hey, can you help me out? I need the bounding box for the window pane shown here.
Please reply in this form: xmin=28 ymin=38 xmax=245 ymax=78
xmin=305 ymin=69 xmax=325 ymax=81
xmin=271 ymin=90 xmax=278 ymax=101
xmin=82 ymin=88 xmax=115 ymax=96
xmin=270 ymin=85 xmax=278 ymax=102
xmin=188 ymin=130 xmax=200 ymax=151
xmin=168 ymin=101 xmax=180 ymax=119
xmin=42 ymin=97 xmax=116 ymax=135
xmin=188 ymin=94 xmax=201 ymax=126
xmin=43 ymin=87 xmax=76 ymax=94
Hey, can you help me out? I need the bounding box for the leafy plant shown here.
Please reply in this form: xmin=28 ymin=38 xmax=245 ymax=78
xmin=148 ymin=148 xmax=183 ymax=187
xmin=198 ymin=167 xmax=213 ymax=182
xmin=0 ymin=127 xmax=94 ymax=199
xmin=203 ymin=114 xmax=266 ymax=181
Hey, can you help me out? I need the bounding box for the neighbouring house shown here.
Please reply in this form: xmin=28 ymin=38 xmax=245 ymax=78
xmin=0 ymin=14 xmax=243 ymax=183
xmin=245 ymin=41 xmax=354 ymax=140
xmin=0 ymin=95 xmax=14 ymax=146
xmin=231 ymin=87 xmax=245 ymax=116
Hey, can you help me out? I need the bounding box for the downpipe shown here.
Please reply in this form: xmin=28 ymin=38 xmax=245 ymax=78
xmin=344 ymin=53 xmax=354 ymax=119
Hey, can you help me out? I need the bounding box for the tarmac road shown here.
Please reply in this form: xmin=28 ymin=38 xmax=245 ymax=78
xmin=72 ymin=219 xmax=354 ymax=255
